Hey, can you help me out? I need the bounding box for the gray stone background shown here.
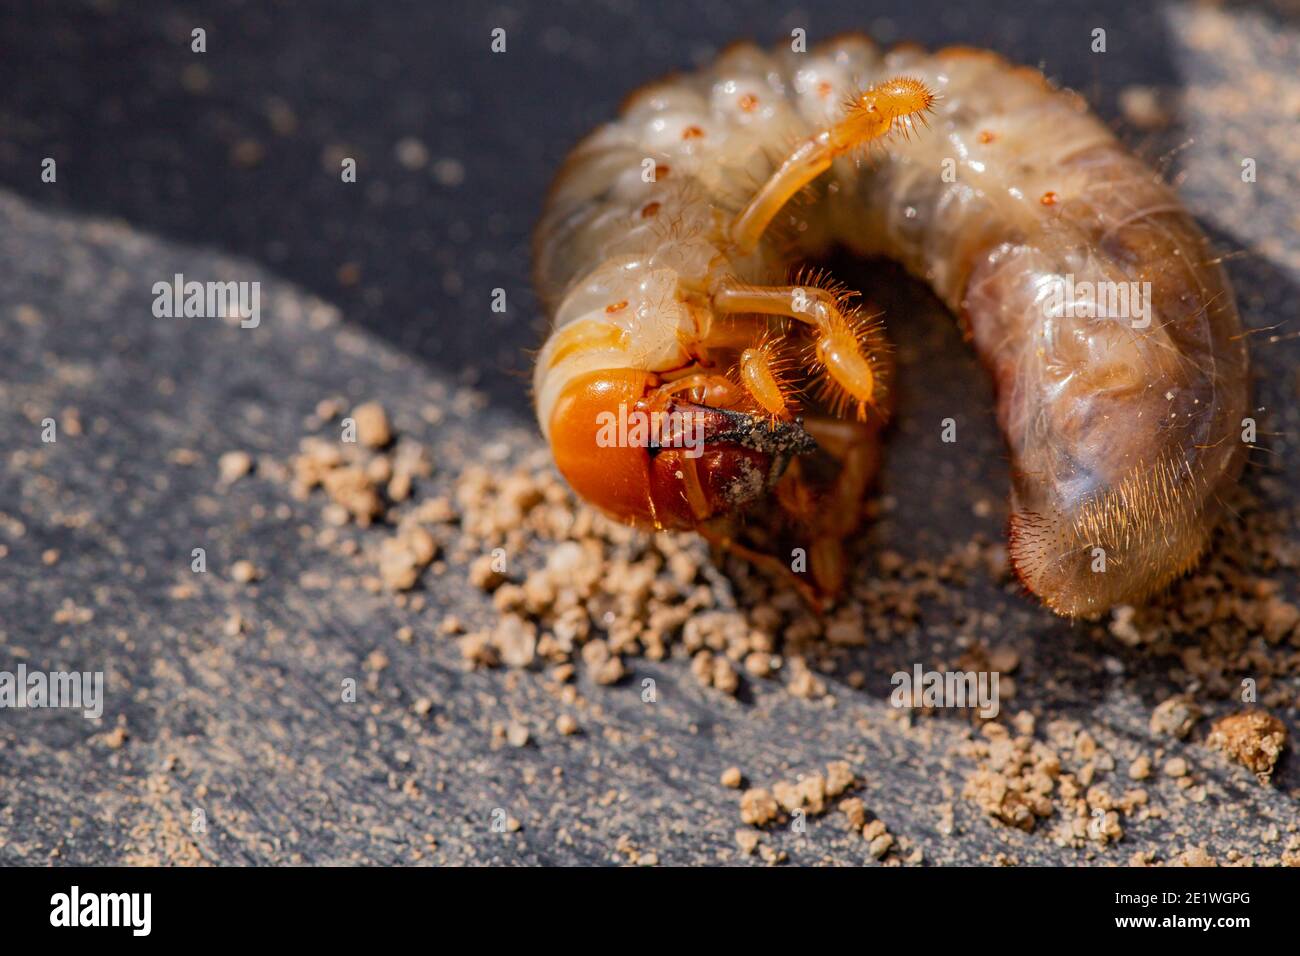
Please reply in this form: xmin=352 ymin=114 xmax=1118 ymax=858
xmin=0 ymin=0 xmax=1297 ymax=864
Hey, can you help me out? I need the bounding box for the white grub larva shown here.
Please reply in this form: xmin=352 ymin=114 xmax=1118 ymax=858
xmin=532 ymin=36 xmax=1248 ymax=617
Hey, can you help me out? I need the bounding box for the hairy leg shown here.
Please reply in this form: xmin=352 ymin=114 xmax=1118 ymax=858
xmin=784 ymin=415 xmax=883 ymax=597
xmin=728 ymin=77 xmax=935 ymax=253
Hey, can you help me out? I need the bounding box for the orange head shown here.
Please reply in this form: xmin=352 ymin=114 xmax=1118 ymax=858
xmin=547 ymin=368 xmax=814 ymax=530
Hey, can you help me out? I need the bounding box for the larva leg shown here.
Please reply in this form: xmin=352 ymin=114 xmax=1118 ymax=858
xmin=698 ymin=518 xmax=824 ymax=611
xmin=694 ymin=315 xmax=802 ymax=421
xmin=711 ymin=283 xmax=887 ymax=422
xmin=785 ymin=415 xmax=882 ymax=596
xmin=645 ymin=372 xmax=745 ymax=409
xmin=735 ymin=334 xmax=796 ymax=422
xmin=729 ymin=77 xmax=934 ymax=254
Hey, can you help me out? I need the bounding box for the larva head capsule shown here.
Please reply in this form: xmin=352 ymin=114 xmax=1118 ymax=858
xmin=546 ymin=368 xmax=815 ymax=531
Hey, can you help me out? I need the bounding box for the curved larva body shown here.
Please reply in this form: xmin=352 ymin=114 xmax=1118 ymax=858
xmin=533 ymin=35 xmax=1248 ymax=618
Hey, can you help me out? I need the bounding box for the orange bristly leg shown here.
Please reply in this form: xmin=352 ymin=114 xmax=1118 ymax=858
xmin=728 ymin=76 xmax=935 ymax=254
xmin=711 ymin=282 xmax=884 ymax=422
xmin=737 ymin=332 xmax=798 ymax=422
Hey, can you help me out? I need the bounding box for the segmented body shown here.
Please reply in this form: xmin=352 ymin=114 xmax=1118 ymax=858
xmin=533 ymin=35 xmax=1248 ymax=617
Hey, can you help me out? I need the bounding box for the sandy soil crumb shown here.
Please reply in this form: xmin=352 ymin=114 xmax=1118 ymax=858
xmin=218 ymin=450 xmax=253 ymax=484
xmin=1206 ymin=710 xmax=1287 ymax=782
xmin=1150 ymin=696 xmax=1200 ymax=740
xmin=740 ymin=788 xmax=779 ymax=827
xmin=351 ymin=401 xmax=392 ymax=449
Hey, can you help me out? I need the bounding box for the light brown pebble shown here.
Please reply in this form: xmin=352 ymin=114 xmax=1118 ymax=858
xmin=839 ymin=797 xmax=867 ymax=830
xmin=469 ymin=553 xmax=507 ymax=591
xmin=493 ymin=614 xmax=537 ymax=668
xmin=868 ymin=833 xmax=894 ymax=859
xmin=825 ymin=760 xmax=855 ymax=797
xmin=1119 ymin=84 xmax=1170 ymax=129
xmin=1206 ymin=710 xmax=1288 ymax=780
xmin=735 ymin=829 xmax=761 ymax=856
xmin=740 ymin=788 xmax=779 ymax=827
xmin=556 ymin=714 xmax=579 ymax=736
xmin=743 ymin=651 xmax=773 ymax=678
xmin=351 ymin=401 xmax=392 ymax=449
xmin=1150 ymin=695 xmax=1200 ymax=740
xmin=711 ymin=656 xmax=740 ymax=695
xmin=218 ymin=450 xmax=253 ymax=484
xmin=506 ymin=722 xmax=530 ymax=748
